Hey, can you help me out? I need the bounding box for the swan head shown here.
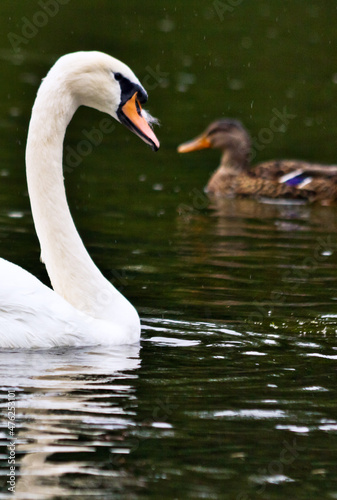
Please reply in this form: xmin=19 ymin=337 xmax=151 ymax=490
xmin=48 ymin=51 xmax=160 ymax=151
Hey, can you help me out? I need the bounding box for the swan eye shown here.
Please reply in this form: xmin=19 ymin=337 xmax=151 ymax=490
xmin=114 ymin=72 xmax=122 ymax=81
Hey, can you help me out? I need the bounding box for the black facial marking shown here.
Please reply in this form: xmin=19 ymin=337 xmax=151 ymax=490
xmin=114 ymin=72 xmax=148 ymax=107
xmin=114 ymin=72 xmax=157 ymax=151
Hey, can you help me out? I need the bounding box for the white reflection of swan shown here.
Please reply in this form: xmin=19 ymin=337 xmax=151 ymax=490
xmin=0 ymin=345 xmax=140 ymax=499
xmin=0 ymin=51 xmax=160 ymax=349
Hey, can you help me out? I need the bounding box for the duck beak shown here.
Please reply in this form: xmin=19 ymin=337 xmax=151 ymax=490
xmin=118 ymin=92 xmax=160 ymax=151
xmin=177 ymin=134 xmax=211 ymax=153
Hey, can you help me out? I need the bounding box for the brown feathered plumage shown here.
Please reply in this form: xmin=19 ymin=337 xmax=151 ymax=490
xmin=177 ymin=119 xmax=337 ymax=204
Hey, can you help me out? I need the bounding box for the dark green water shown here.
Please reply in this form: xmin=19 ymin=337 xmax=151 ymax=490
xmin=1 ymin=1 xmax=337 ymax=499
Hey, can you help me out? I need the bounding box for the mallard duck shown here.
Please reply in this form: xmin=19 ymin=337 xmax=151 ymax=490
xmin=177 ymin=119 xmax=337 ymax=204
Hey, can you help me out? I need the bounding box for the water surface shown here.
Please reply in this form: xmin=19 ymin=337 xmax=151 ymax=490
xmin=1 ymin=2 xmax=337 ymax=499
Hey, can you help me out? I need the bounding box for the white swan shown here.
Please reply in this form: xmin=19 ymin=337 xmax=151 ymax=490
xmin=0 ymin=51 xmax=160 ymax=349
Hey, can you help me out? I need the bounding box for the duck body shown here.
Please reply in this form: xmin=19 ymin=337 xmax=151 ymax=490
xmin=178 ymin=119 xmax=337 ymax=204
xmin=0 ymin=51 xmax=159 ymax=349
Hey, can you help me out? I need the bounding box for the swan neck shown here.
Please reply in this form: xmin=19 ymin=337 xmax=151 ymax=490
xmin=25 ymin=77 xmax=127 ymax=321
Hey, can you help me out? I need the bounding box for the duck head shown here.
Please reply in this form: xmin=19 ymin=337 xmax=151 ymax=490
xmin=177 ymin=119 xmax=251 ymax=170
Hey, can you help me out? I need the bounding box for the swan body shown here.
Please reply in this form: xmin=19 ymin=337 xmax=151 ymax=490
xmin=0 ymin=51 xmax=159 ymax=349
xmin=178 ymin=119 xmax=337 ymax=203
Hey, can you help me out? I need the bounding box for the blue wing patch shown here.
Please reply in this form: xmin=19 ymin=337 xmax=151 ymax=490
xmin=279 ymin=169 xmax=312 ymax=188
xmin=284 ymin=173 xmax=309 ymax=186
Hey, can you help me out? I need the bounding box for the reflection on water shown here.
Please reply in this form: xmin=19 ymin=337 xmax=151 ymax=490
xmin=1 ymin=310 xmax=336 ymax=499
xmin=173 ymin=197 xmax=337 ymax=331
xmin=0 ymin=346 xmax=140 ymax=499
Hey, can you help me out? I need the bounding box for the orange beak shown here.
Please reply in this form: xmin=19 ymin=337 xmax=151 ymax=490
xmin=119 ymin=92 xmax=160 ymax=151
xmin=177 ymin=134 xmax=211 ymax=153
